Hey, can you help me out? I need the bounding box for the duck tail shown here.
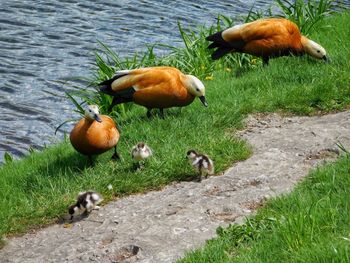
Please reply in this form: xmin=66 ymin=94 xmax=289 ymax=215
xmin=98 ymin=70 xmax=130 ymax=95
xmin=211 ymin=47 xmax=233 ymax=60
xmin=206 ymin=29 xmax=247 ymax=60
xmin=206 ymin=31 xmax=232 ymax=60
xmin=206 ymin=30 xmax=225 ymax=44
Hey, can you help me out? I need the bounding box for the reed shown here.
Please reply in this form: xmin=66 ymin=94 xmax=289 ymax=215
xmin=275 ymin=0 xmax=342 ymax=35
xmin=62 ymin=10 xmax=263 ymax=118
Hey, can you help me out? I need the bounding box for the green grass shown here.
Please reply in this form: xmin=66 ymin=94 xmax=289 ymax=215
xmin=1 ymin=7 xmax=350 ymax=252
xmin=0 ymin=82 xmax=252 ymax=238
xmin=275 ymin=0 xmax=340 ymax=35
xmin=66 ymin=12 xmax=263 ymax=117
xmin=65 ymin=0 xmax=341 ymax=118
xmin=179 ymin=153 xmax=350 ymax=263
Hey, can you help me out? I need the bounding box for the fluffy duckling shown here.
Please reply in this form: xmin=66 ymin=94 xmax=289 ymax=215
xmin=186 ymin=150 xmax=214 ymax=181
xmin=68 ymin=191 xmax=103 ymax=219
xmin=99 ymin=66 xmax=207 ymax=118
xmin=131 ymin=142 xmax=152 ymax=170
xmin=206 ymin=18 xmax=328 ymax=65
xmin=70 ymin=105 xmax=120 ymax=164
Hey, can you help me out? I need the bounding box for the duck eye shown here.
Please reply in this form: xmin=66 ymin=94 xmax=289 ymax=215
xmin=196 ymin=88 xmax=199 ymax=92
xmin=317 ymin=50 xmax=320 ymax=53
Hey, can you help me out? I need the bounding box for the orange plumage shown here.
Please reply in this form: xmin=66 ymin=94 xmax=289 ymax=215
xmin=99 ymin=66 xmax=207 ymax=118
xmin=207 ymin=18 xmax=328 ymax=65
xmin=70 ymin=105 xmax=120 ymax=163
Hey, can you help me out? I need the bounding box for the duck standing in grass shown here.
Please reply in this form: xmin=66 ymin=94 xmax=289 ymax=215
xmin=99 ymin=66 xmax=208 ymax=118
xmin=206 ymin=18 xmax=328 ymax=65
xmin=70 ymin=105 xmax=120 ymax=164
xmin=68 ymin=191 xmax=103 ymax=219
xmin=186 ymin=150 xmax=214 ymax=182
xmin=131 ymin=142 xmax=152 ymax=170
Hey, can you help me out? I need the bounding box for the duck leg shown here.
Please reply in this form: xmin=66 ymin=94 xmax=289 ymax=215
xmin=133 ymin=162 xmax=141 ymax=171
xmin=195 ymin=168 xmax=203 ymax=182
xmin=262 ymin=57 xmax=269 ymax=66
xmin=111 ymin=146 xmax=121 ymax=160
xmin=197 ymin=173 xmax=202 ymax=182
xmin=88 ymin=155 xmax=94 ymax=166
xmin=159 ymin=108 xmax=164 ymax=119
xmin=146 ymin=109 xmax=152 ymax=119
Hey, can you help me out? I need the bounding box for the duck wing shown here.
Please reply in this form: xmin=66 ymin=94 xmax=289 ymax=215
xmin=206 ymin=18 xmax=298 ymax=59
xmin=99 ymin=67 xmax=180 ymax=94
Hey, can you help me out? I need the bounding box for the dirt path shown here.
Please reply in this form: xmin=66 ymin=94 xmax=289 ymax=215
xmin=2 ymin=111 xmax=350 ymax=263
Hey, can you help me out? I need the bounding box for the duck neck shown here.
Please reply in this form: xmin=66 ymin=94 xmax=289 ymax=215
xmin=180 ymin=74 xmax=190 ymax=88
xmin=181 ymin=75 xmax=196 ymax=97
xmin=300 ymin=36 xmax=309 ymax=53
xmin=84 ymin=116 xmax=95 ymax=123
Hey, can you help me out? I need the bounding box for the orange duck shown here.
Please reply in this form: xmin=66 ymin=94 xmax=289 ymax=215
xmin=99 ymin=66 xmax=207 ymax=118
xmin=70 ymin=105 xmax=120 ymax=164
xmin=206 ymin=18 xmax=328 ymax=65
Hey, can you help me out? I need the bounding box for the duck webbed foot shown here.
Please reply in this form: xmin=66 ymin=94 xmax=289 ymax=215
xmin=111 ymin=146 xmax=121 ymax=161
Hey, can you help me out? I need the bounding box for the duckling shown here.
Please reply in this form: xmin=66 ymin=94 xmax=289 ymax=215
xmin=131 ymin=142 xmax=152 ymax=170
xmin=68 ymin=191 xmax=103 ymax=219
xmin=70 ymin=105 xmax=120 ymax=165
xmin=186 ymin=150 xmax=214 ymax=181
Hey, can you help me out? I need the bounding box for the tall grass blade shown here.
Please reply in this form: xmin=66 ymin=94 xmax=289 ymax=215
xmin=54 ymin=119 xmax=77 ymax=135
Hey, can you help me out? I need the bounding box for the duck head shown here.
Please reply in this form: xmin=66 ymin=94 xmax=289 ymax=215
xmin=186 ymin=149 xmax=198 ymax=160
xmin=183 ymin=75 xmax=208 ymax=107
xmin=134 ymin=142 xmax=152 ymax=157
xmin=301 ymin=36 xmax=329 ymax=62
xmin=136 ymin=142 xmax=147 ymax=154
xmin=85 ymin=105 xmax=102 ymax=122
xmin=68 ymin=204 xmax=79 ymax=219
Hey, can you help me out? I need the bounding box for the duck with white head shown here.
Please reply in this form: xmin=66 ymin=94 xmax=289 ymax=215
xmin=70 ymin=105 xmax=120 ymax=165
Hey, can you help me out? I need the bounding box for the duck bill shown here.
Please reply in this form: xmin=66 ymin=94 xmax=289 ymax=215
xmin=322 ymin=55 xmax=330 ymax=63
xmin=199 ymin=96 xmax=208 ymax=107
xmin=94 ymin=114 xmax=102 ymax=123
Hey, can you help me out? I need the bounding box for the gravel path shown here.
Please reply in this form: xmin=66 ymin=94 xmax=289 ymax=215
xmin=2 ymin=111 xmax=350 ymax=263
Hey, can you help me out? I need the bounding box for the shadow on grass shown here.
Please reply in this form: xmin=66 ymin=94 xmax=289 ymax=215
xmin=116 ymin=107 xmax=184 ymax=130
xmin=35 ymin=152 xmax=92 ymax=179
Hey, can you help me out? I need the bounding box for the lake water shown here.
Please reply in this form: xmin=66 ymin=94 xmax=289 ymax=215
xmin=0 ymin=0 xmax=346 ymax=163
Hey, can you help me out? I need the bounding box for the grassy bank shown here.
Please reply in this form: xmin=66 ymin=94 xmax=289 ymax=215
xmin=1 ymin=7 xmax=350 ymax=249
xmin=179 ymin=153 xmax=350 ymax=262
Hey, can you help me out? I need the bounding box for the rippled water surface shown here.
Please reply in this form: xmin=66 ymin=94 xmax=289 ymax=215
xmin=0 ymin=0 xmax=346 ymax=162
